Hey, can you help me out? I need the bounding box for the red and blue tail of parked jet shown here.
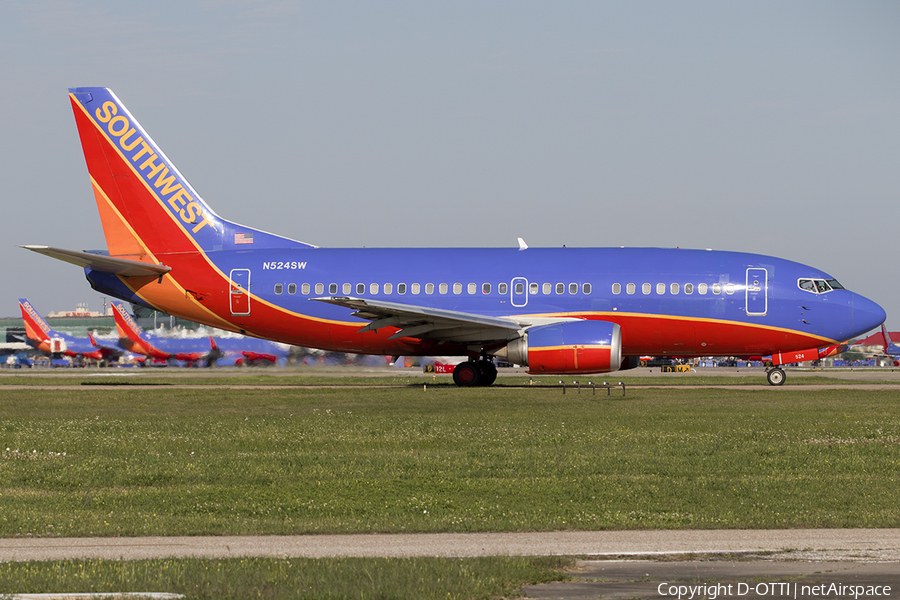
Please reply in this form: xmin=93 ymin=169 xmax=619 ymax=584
xmin=23 ymin=87 xmax=888 ymax=385
xmin=18 ymin=298 xmax=113 ymax=361
xmin=110 ymin=300 xmax=217 ymax=364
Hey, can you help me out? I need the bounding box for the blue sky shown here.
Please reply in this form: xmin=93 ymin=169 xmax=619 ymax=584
xmin=2 ymin=1 xmax=899 ymax=331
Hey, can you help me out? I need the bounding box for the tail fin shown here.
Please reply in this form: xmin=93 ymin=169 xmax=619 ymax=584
xmin=67 ymin=87 xmax=315 ymax=260
xmin=19 ymin=299 xmax=54 ymax=344
xmin=110 ymin=300 xmax=152 ymax=355
xmin=882 ymin=324 xmax=893 ymax=351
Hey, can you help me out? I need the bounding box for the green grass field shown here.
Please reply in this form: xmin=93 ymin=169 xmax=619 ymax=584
xmin=2 ymin=383 xmax=898 ymax=537
xmin=0 ymin=556 xmax=572 ymax=600
xmin=1 ymin=370 xmax=897 ymax=387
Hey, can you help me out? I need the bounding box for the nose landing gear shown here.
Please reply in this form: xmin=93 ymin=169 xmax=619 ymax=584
xmin=766 ymin=367 xmax=786 ymax=386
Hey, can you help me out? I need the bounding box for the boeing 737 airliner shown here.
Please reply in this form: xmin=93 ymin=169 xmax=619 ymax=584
xmin=22 ymin=88 xmax=887 ymax=385
xmin=110 ymin=300 xmax=218 ymax=365
xmin=19 ymin=298 xmax=116 ymax=362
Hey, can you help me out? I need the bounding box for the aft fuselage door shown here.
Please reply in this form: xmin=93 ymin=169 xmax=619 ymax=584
xmin=511 ymin=277 xmax=528 ymax=307
xmin=229 ymin=268 xmax=251 ymax=316
xmin=746 ymin=267 xmax=767 ymax=316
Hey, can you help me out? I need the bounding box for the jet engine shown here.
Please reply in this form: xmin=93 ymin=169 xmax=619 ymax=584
xmin=492 ymin=320 xmax=623 ymax=374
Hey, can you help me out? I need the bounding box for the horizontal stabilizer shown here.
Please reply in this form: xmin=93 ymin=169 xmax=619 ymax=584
xmin=20 ymin=246 xmax=170 ymax=277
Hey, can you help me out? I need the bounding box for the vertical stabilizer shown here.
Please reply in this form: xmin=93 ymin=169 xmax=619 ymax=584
xmin=882 ymin=324 xmax=893 ymax=352
xmin=111 ymin=301 xmax=153 ymax=356
xmin=18 ymin=299 xmax=55 ymax=344
xmin=67 ymin=87 xmax=315 ymax=259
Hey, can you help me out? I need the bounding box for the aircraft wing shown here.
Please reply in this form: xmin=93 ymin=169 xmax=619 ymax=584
xmin=311 ymin=296 xmax=531 ymax=344
xmin=20 ymin=246 xmax=171 ymax=277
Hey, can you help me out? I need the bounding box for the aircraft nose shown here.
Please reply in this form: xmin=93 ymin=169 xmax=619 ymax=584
xmin=853 ymin=293 xmax=886 ymax=336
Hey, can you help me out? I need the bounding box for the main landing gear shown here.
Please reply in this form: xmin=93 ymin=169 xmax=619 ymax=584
xmin=452 ymin=359 xmax=498 ymax=387
xmin=766 ymin=367 xmax=786 ymax=386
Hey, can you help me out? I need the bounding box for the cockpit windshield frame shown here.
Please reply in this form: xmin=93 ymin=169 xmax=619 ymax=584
xmin=798 ymin=278 xmax=844 ymax=294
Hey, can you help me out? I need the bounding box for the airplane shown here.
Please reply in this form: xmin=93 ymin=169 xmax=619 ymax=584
xmin=879 ymin=325 xmax=900 ymax=365
xmin=212 ymin=336 xmax=291 ymax=367
xmin=18 ymin=298 xmax=117 ymax=362
xmin=22 ymin=87 xmax=887 ymax=386
xmin=861 ymin=325 xmax=900 ymax=366
xmin=110 ymin=300 xmax=219 ymax=365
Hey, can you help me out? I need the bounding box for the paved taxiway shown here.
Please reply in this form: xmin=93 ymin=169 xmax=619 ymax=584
xmin=3 ymin=530 xmax=898 ymax=599
xmin=2 ymin=529 xmax=898 ymax=561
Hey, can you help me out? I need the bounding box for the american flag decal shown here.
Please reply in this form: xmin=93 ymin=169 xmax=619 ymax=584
xmin=235 ymin=232 xmax=254 ymax=245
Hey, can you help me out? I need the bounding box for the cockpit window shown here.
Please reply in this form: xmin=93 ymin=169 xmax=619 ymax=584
xmin=799 ymin=278 xmax=841 ymax=294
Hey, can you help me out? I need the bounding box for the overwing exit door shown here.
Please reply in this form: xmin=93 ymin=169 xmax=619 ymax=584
xmin=511 ymin=277 xmax=528 ymax=307
xmin=746 ymin=268 xmax=767 ymax=316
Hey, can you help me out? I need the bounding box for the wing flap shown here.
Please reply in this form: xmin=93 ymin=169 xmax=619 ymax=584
xmin=311 ymin=296 xmax=525 ymax=344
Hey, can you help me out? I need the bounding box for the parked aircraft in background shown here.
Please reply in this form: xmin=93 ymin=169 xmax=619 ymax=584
xmin=213 ymin=337 xmax=290 ymax=367
xmin=112 ymin=300 xmax=287 ymax=367
xmin=110 ymin=301 xmax=218 ymax=365
xmin=22 ymin=87 xmax=887 ymax=386
xmin=18 ymin=298 xmax=117 ymax=362
xmin=870 ymin=325 xmax=900 ymax=366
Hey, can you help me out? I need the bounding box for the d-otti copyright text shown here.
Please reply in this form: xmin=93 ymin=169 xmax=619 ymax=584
xmin=658 ymin=582 xmax=892 ymax=599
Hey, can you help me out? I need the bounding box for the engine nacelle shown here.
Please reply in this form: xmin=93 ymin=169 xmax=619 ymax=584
xmin=494 ymin=320 xmax=623 ymax=375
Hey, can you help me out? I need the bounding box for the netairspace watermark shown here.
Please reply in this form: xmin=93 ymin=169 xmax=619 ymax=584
xmin=658 ymin=582 xmax=893 ymax=599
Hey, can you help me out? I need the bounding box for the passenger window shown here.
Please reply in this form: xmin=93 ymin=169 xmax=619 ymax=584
xmin=384 ymin=283 xmax=393 ymax=294
xmin=612 ymin=283 xmax=621 ymax=295
xmin=343 ymin=283 xmax=351 ymax=295
xmin=301 ymin=283 xmax=310 ymax=295
xmin=684 ymin=283 xmax=693 ymax=295
xmin=626 ymin=283 xmax=635 ymax=295
xmin=583 ymin=283 xmax=591 ymax=295
xmin=514 ymin=283 xmax=524 ymax=294
xmin=316 ymin=283 xmax=324 ymax=295
xmin=439 ymin=283 xmax=448 ymax=294
xmin=453 ymin=283 xmax=462 ymax=294
xmin=425 ymin=283 xmax=434 ymax=294
xmin=642 ymin=283 xmax=651 ymax=295
xmin=329 ymin=283 xmax=338 ymax=294
xmin=712 ymin=283 xmax=722 ymax=295
xmin=356 ymin=283 xmax=365 ymax=295
xmin=543 ymin=283 xmax=552 ymax=295
xmin=500 ymin=283 xmax=509 ymax=294
xmin=468 ymin=283 xmax=476 ymax=294
xmin=530 ymin=282 xmax=538 ymax=295
xmin=725 ymin=283 xmax=735 ymax=295
xmin=656 ymin=283 xmax=665 ymax=295
xmin=569 ymin=283 xmax=578 ymax=294
xmin=556 ymin=283 xmax=565 ymax=294
xmin=398 ymin=283 xmax=407 ymax=295
xmin=482 ymin=283 xmax=491 ymax=294
xmin=671 ymin=283 xmax=679 ymax=295
xmin=698 ymin=283 xmax=707 ymax=295
xmin=275 ymin=283 xmax=283 ymax=295
xmin=412 ymin=283 xmax=421 ymax=294
xmin=370 ymin=283 xmax=379 ymax=295
xmin=288 ymin=283 xmax=297 ymax=295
